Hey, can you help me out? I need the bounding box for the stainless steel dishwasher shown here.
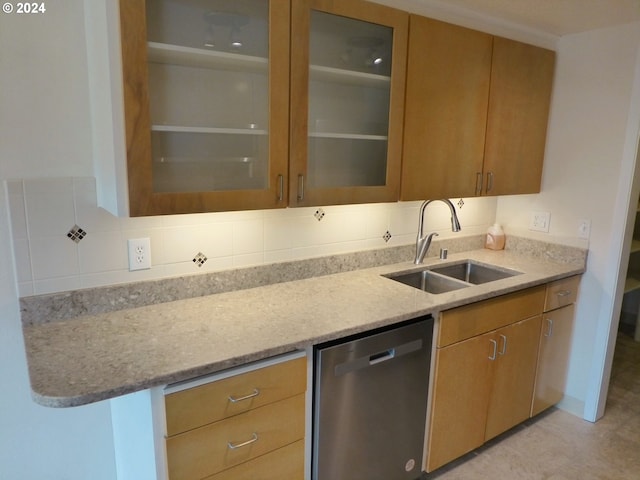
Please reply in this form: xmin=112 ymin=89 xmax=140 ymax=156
xmin=313 ymin=317 xmax=433 ymax=480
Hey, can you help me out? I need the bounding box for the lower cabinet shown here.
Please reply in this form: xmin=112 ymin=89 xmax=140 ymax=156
xmin=426 ymin=276 xmax=581 ymax=473
xmin=426 ymin=286 xmax=545 ymax=472
xmin=163 ymin=353 xmax=307 ymax=480
xmin=531 ymin=276 xmax=580 ymax=416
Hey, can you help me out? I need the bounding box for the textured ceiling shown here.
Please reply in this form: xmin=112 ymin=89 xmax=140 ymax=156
xmin=423 ymin=0 xmax=640 ymax=36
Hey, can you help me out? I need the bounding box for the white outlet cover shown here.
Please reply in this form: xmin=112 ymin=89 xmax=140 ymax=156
xmin=128 ymin=237 xmax=151 ymax=271
xmin=529 ymin=211 xmax=551 ymax=232
xmin=578 ymin=219 xmax=591 ymax=239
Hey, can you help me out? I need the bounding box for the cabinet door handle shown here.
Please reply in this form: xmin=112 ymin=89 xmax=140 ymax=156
xmin=227 ymin=432 xmax=258 ymax=450
xmin=489 ymin=339 xmax=497 ymax=360
xmin=556 ymin=290 xmax=572 ymax=297
xmin=228 ymin=388 xmax=260 ymax=403
xmin=297 ymin=174 xmax=305 ymax=201
xmin=486 ymin=172 xmax=494 ymax=193
xmin=498 ymin=334 xmax=507 ymax=356
xmin=277 ymin=174 xmax=284 ymax=202
xmin=475 ymin=172 xmax=483 ymax=195
xmin=545 ymin=319 xmax=554 ymax=337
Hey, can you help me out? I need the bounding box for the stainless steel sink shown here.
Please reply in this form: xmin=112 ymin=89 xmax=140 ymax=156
xmin=430 ymin=260 xmax=521 ymax=284
xmin=386 ymin=270 xmax=469 ymax=294
xmin=384 ymin=260 xmax=522 ymax=294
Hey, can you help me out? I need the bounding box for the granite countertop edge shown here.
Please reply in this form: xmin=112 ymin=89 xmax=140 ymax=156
xmin=22 ymin=246 xmax=586 ymax=408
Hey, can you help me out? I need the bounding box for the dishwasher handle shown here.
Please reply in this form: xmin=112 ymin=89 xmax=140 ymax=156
xmin=333 ymin=339 xmax=423 ymax=377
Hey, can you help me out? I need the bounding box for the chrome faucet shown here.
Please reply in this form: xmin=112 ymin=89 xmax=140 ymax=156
xmin=414 ymin=199 xmax=462 ymax=264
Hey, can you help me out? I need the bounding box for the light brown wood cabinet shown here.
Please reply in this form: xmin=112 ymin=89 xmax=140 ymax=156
xmin=426 ymin=286 xmax=546 ymax=472
xmin=531 ymin=275 xmax=580 ymax=416
xmin=401 ymin=16 xmax=555 ymax=200
xmin=115 ymin=0 xmax=407 ymax=216
xmin=289 ymin=0 xmax=408 ymax=207
xmin=164 ymin=355 xmax=306 ymax=480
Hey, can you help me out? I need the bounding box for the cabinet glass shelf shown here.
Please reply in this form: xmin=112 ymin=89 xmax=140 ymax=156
xmin=151 ymin=125 xmax=268 ymax=135
xmin=147 ymin=42 xmax=268 ymax=73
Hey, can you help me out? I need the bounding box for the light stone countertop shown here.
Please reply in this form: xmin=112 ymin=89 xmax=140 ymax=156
xmin=22 ymin=247 xmax=585 ymax=408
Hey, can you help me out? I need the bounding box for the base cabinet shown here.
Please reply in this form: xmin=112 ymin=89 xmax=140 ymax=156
xmin=426 ymin=277 xmax=580 ymax=473
xmin=531 ymin=276 xmax=580 ymax=416
xmin=426 ymin=287 xmax=545 ymax=472
xmin=164 ymin=353 xmax=307 ymax=480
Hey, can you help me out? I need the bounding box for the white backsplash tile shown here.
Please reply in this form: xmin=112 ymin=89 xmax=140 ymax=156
xmin=6 ymin=177 xmax=499 ymax=296
xmin=24 ymin=178 xmax=76 ymax=237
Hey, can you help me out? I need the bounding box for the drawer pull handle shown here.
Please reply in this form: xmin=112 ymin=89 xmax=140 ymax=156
xmin=227 ymin=432 xmax=258 ymax=450
xmin=228 ymin=389 xmax=260 ymax=403
xmin=556 ymin=290 xmax=572 ymax=297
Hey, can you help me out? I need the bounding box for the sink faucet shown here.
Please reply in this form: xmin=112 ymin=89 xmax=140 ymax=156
xmin=414 ymin=199 xmax=462 ymax=264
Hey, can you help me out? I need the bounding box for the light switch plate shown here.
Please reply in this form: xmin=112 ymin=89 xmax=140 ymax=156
xmin=529 ymin=211 xmax=551 ymax=232
xmin=578 ymin=219 xmax=591 ymax=239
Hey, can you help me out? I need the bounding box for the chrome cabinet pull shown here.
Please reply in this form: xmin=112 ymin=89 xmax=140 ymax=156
xmin=489 ymin=339 xmax=497 ymax=360
xmin=545 ymin=319 xmax=554 ymax=337
xmin=228 ymin=388 xmax=260 ymax=403
xmin=475 ymin=172 xmax=483 ymax=195
xmin=498 ymin=334 xmax=507 ymax=356
xmin=297 ymin=174 xmax=305 ymax=201
xmin=486 ymin=172 xmax=494 ymax=193
xmin=556 ymin=290 xmax=572 ymax=297
xmin=277 ymin=174 xmax=284 ymax=202
xmin=227 ymin=432 xmax=258 ymax=450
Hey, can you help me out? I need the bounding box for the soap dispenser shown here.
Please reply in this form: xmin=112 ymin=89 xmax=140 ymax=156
xmin=485 ymin=224 xmax=505 ymax=250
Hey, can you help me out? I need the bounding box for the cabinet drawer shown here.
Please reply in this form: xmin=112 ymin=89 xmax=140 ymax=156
xmin=438 ymin=286 xmax=545 ymax=347
xmin=167 ymin=393 xmax=305 ymax=480
xmin=203 ymin=440 xmax=304 ymax=480
xmin=165 ymin=356 xmax=306 ymax=436
xmin=544 ymin=276 xmax=580 ymax=311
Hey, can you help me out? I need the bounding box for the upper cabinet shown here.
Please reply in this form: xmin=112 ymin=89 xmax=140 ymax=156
xmin=89 ymin=3 xmax=553 ymax=216
xmin=118 ymin=0 xmax=290 ymax=216
xmin=401 ymin=16 xmax=555 ymax=201
xmin=289 ymin=0 xmax=408 ymax=207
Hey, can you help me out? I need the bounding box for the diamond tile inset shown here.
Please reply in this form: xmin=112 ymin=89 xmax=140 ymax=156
xmin=67 ymin=225 xmax=86 ymax=244
xmin=457 ymin=198 xmax=465 ymax=209
xmin=193 ymin=252 xmax=207 ymax=268
xmin=314 ymin=208 xmax=325 ymax=221
xmin=383 ymin=231 xmax=392 ymax=243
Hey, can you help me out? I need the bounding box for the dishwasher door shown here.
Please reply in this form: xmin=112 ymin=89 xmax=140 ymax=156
xmin=313 ymin=317 xmax=433 ymax=480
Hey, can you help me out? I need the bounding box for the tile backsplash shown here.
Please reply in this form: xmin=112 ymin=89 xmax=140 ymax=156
xmin=5 ymin=177 xmax=497 ymax=297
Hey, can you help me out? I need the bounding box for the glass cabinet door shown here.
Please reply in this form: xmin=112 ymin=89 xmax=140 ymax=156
xmin=119 ymin=0 xmax=289 ymax=215
xmin=290 ymin=0 xmax=408 ymax=207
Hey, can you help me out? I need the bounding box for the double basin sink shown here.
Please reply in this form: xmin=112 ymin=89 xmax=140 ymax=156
xmin=385 ymin=260 xmax=522 ymax=294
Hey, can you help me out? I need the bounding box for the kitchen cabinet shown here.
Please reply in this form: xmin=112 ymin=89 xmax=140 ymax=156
xmin=91 ymin=0 xmax=406 ymax=216
xmin=116 ymin=0 xmax=290 ymax=216
xmin=289 ymin=0 xmax=408 ymax=207
xmin=401 ymin=16 xmax=555 ymax=200
xmin=531 ymin=275 xmax=580 ymax=416
xmin=426 ymin=286 xmax=545 ymax=472
xmin=163 ymin=353 xmax=306 ymax=480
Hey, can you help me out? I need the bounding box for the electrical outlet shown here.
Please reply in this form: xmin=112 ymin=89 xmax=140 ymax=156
xmin=529 ymin=211 xmax=551 ymax=232
xmin=128 ymin=237 xmax=151 ymax=271
xmin=578 ymin=219 xmax=591 ymax=239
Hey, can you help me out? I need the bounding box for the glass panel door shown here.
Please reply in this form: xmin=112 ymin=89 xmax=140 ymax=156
xmin=307 ymin=11 xmax=392 ymax=189
xmin=145 ymin=0 xmax=270 ymax=193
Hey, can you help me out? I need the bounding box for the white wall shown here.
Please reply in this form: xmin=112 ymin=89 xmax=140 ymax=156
xmin=496 ymin=22 xmax=640 ymax=419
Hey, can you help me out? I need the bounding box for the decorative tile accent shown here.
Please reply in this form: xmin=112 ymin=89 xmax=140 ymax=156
xmin=457 ymin=198 xmax=465 ymax=209
xmin=67 ymin=225 xmax=86 ymax=244
xmin=193 ymin=252 xmax=208 ymax=268
xmin=383 ymin=231 xmax=392 ymax=243
xmin=314 ymin=208 xmax=325 ymax=221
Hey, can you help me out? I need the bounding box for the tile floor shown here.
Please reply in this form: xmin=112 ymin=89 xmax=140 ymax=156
xmin=424 ymin=330 xmax=640 ymax=479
